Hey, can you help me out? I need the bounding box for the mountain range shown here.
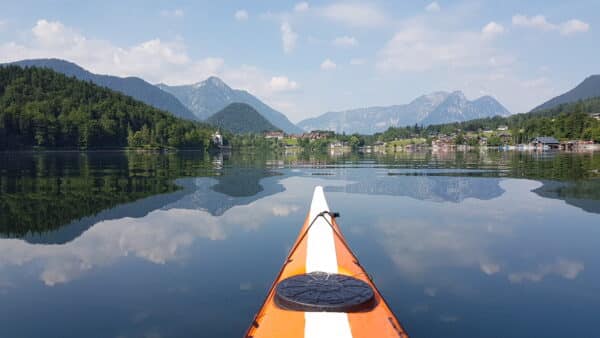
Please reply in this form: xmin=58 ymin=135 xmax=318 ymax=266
xmin=533 ymin=75 xmax=600 ymax=111
xmin=8 ymin=59 xmax=198 ymax=121
xmin=9 ymin=58 xmax=301 ymax=133
xmin=157 ymin=78 xmax=302 ymax=134
xmin=297 ymin=91 xmax=511 ymax=134
xmin=7 ymin=58 xmax=598 ymax=137
xmin=207 ymin=103 xmax=279 ymax=134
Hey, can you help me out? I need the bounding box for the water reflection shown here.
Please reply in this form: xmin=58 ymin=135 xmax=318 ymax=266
xmin=2 ymin=150 xmax=600 ymax=245
xmin=325 ymin=173 xmax=505 ymax=202
xmin=0 ymin=151 xmax=214 ymax=238
xmin=0 ymin=159 xmax=599 ymax=337
xmin=165 ymin=169 xmax=287 ymax=216
xmin=366 ymin=179 xmax=587 ymax=281
xmin=533 ymin=179 xmax=600 ymax=214
xmin=0 ymin=176 xmax=301 ymax=287
xmin=20 ymin=184 xmax=195 ymax=244
xmin=333 ymin=177 xmax=598 ymax=337
xmin=0 ymin=152 xmax=289 ymax=242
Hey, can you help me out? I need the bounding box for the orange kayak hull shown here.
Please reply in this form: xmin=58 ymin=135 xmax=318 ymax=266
xmin=245 ymin=186 xmax=409 ymax=338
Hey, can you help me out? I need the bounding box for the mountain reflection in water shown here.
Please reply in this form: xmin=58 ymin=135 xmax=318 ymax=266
xmin=534 ymin=179 xmax=600 ymax=214
xmin=0 ymin=151 xmax=599 ymax=338
xmin=325 ymin=173 xmax=505 ymax=202
xmin=164 ymin=169 xmax=286 ymax=216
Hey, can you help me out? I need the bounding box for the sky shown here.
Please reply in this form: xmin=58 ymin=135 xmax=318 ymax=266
xmin=0 ymin=0 xmax=598 ymax=122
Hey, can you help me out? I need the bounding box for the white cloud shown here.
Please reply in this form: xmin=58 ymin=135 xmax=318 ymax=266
xmin=280 ymin=21 xmax=297 ymax=54
xmin=268 ymin=76 xmax=299 ymax=92
xmin=294 ymin=2 xmax=310 ymax=13
xmin=482 ymin=21 xmax=505 ymax=39
xmin=320 ymin=58 xmax=337 ymax=70
xmin=0 ymin=19 xmax=299 ymax=109
xmin=425 ymin=2 xmax=441 ymax=12
xmin=508 ymin=258 xmax=584 ymax=283
xmin=234 ymin=9 xmax=248 ymax=21
xmin=127 ymin=38 xmax=190 ymax=65
xmin=31 ymin=19 xmax=83 ymax=48
xmin=512 ymin=14 xmax=590 ymax=36
xmin=318 ymin=3 xmax=387 ymax=27
xmin=271 ymin=204 xmax=300 ymax=216
xmin=160 ymin=9 xmax=184 ymax=18
xmin=559 ymin=19 xmax=590 ymax=35
xmin=349 ymin=58 xmax=365 ymax=65
xmin=480 ymin=262 xmax=500 ymax=275
xmin=377 ymin=20 xmax=498 ymax=72
xmin=20 ymin=20 xmax=191 ymax=74
xmin=512 ymin=14 xmax=556 ymax=31
xmin=332 ymin=35 xmax=358 ymax=47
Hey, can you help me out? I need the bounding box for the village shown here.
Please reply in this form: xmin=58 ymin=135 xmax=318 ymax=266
xmin=260 ymin=124 xmax=600 ymax=155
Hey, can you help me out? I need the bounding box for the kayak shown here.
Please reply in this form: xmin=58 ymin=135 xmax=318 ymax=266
xmin=245 ymin=186 xmax=409 ymax=338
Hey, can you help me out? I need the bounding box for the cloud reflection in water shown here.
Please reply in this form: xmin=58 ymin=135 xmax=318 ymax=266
xmin=0 ymin=186 xmax=300 ymax=286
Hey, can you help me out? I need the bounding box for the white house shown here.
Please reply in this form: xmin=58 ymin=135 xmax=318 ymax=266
xmin=212 ymin=131 xmax=223 ymax=146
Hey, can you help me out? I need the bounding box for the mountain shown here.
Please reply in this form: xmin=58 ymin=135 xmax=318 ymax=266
xmin=8 ymin=58 xmax=198 ymax=121
xmin=157 ymin=77 xmax=302 ymax=134
xmin=421 ymin=91 xmax=511 ymax=125
xmin=206 ymin=103 xmax=279 ymax=134
xmin=533 ymin=75 xmax=600 ymax=111
xmin=0 ymin=65 xmax=213 ymax=149
xmin=420 ymin=95 xmax=600 ymax=144
xmin=297 ymin=91 xmax=510 ymax=134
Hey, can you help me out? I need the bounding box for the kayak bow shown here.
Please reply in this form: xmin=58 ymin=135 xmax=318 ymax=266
xmin=245 ymin=186 xmax=409 ymax=338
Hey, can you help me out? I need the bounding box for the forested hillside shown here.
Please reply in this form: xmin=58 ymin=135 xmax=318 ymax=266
xmin=207 ymin=102 xmax=279 ymax=134
xmin=0 ymin=66 xmax=217 ymax=149
xmin=10 ymin=59 xmax=199 ymax=121
xmin=533 ymin=75 xmax=600 ymax=111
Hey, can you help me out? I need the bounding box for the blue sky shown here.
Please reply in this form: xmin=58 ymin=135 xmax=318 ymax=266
xmin=0 ymin=1 xmax=598 ymax=122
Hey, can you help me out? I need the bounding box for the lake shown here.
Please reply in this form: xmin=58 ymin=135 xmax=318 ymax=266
xmin=1 ymin=150 xmax=599 ymax=338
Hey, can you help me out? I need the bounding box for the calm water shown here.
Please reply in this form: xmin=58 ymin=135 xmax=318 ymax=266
xmin=1 ymin=150 xmax=600 ymax=338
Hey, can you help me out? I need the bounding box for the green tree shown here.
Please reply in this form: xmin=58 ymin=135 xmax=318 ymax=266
xmin=0 ymin=65 xmax=216 ymax=150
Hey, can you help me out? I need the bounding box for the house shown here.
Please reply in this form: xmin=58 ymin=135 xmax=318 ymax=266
xmin=373 ymin=141 xmax=386 ymax=153
xmin=358 ymin=146 xmax=373 ymax=153
xmin=531 ymin=136 xmax=560 ymax=149
xmin=497 ymin=125 xmax=509 ymax=131
xmin=302 ymin=131 xmax=334 ymax=140
xmin=212 ymin=131 xmax=223 ymax=146
xmin=591 ymin=113 xmax=600 ymax=121
xmin=498 ymin=132 xmax=512 ymax=144
xmin=264 ymin=131 xmax=284 ymax=140
xmin=432 ymin=136 xmax=454 ymax=150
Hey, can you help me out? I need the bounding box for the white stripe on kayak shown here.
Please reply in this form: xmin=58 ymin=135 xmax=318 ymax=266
xmin=305 ymin=312 xmax=353 ymax=338
xmin=304 ymin=186 xmax=353 ymax=338
xmin=305 ymin=186 xmax=337 ymax=273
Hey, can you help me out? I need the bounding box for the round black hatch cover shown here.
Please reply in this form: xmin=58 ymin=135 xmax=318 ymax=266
xmin=274 ymin=272 xmax=376 ymax=312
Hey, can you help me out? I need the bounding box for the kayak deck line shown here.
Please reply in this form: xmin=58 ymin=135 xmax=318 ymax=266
xmin=245 ymin=186 xmax=409 ymax=338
